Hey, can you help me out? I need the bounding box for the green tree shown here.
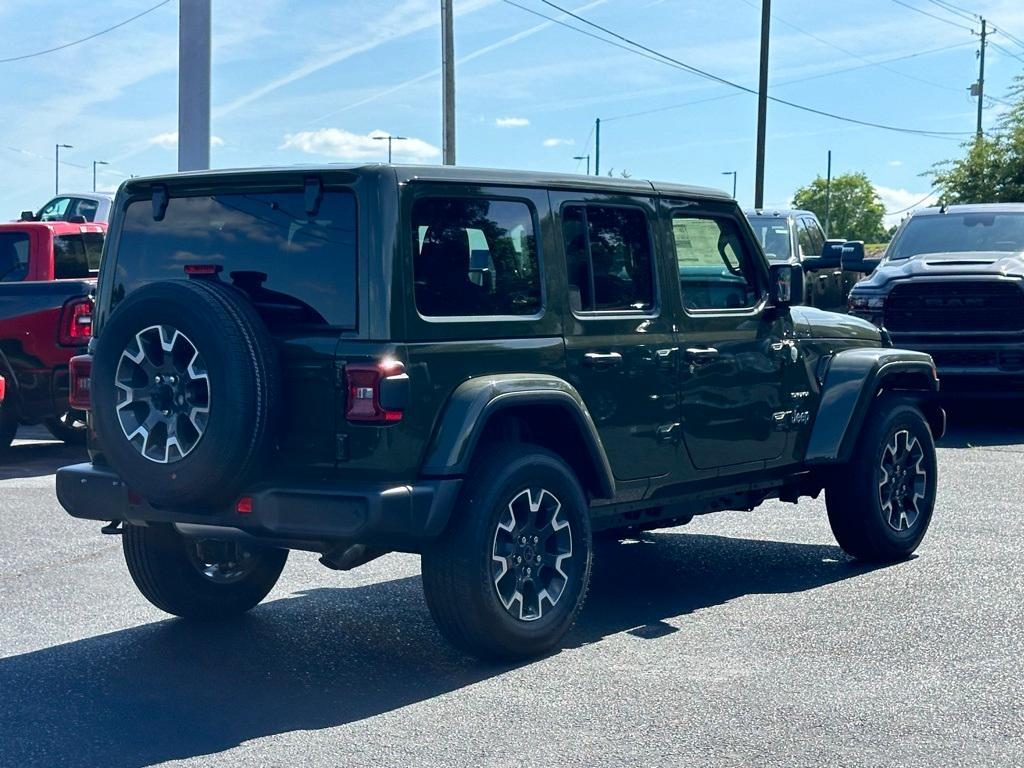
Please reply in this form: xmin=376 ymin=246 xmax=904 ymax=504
xmin=930 ymin=76 xmax=1024 ymax=203
xmin=791 ymin=171 xmax=887 ymax=242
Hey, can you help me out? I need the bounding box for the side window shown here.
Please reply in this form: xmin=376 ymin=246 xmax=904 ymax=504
xmin=795 ymin=218 xmax=815 ymax=258
xmin=39 ymin=197 xmax=71 ymax=221
xmin=0 ymin=233 xmax=30 ymax=282
xmin=803 ymin=218 xmax=825 ymax=256
xmin=54 ymin=234 xmax=90 ymax=279
xmin=672 ymin=214 xmax=760 ymax=311
xmin=71 ymin=198 xmax=100 ymax=222
xmin=562 ymin=204 xmax=655 ymax=313
xmin=82 ymin=231 xmax=104 ymax=271
xmin=411 ymin=197 xmax=541 ymax=318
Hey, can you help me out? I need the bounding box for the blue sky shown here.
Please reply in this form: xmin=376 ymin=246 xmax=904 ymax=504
xmin=2 ymin=0 xmax=1023 ymax=223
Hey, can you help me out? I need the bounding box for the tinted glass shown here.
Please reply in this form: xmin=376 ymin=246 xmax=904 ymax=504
xmin=888 ymin=211 xmax=1024 ymax=260
xmin=83 ymin=231 xmax=104 ymax=270
xmin=795 ymin=218 xmax=815 ymax=258
xmin=747 ymin=216 xmax=792 ymax=261
xmin=71 ymin=198 xmax=100 ymax=222
xmin=0 ymin=232 xmax=30 ymax=282
xmin=673 ymin=214 xmax=759 ymax=310
xmin=116 ymin=191 xmax=358 ymax=328
xmin=562 ymin=205 xmax=654 ymax=313
xmin=39 ymin=197 xmax=70 ymax=221
xmin=803 ymin=217 xmax=825 ymax=255
xmin=412 ymin=197 xmax=541 ymax=318
xmin=54 ymin=234 xmax=91 ymax=279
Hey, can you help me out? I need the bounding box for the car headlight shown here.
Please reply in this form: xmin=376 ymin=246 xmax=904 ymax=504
xmin=848 ymin=294 xmax=886 ymax=311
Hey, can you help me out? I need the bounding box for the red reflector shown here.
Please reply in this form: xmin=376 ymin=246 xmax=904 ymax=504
xmin=0 ymin=374 xmax=6 ymax=404
xmin=59 ymin=299 xmax=92 ymax=346
xmin=68 ymin=355 xmax=92 ymax=411
xmin=236 ymin=497 xmax=253 ymax=515
xmin=184 ymin=264 xmax=223 ymax=276
xmin=344 ymin=360 xmax=405 ymax=424
xmin=127 ymin=489 xmax=143 ymax=507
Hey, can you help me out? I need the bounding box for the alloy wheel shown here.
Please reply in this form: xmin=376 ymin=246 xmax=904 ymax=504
xmin=878 ymin=429 xmax=928 ymax=532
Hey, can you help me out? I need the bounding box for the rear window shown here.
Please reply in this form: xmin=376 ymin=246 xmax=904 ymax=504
xmin=0 ymin=232 xmax=30 ymax=282
xmin=54 ymin=232 xmax=103 ymax=279
xmin=114 ymin=191 xmax=358 ymax=328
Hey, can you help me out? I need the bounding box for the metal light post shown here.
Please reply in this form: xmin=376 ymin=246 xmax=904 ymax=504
xmin=178 ymin=0 xmax=212 ymax=172
xmin=753 ymin=0 xmax=771 ymax=208
xmin=92 ymin=160 xmax=109 ymax=192
xmin=55 ymin=144 xmax=72 ymax=195
xmin=441 ymin=0 xmax=456 ymax=165
xmin=574 ymin=154 xmax=591 ymax=175
xmin=722 ymin=170 xmax=737 ymax=199
xmin=373 ymin=135 xmax=407 ymax=163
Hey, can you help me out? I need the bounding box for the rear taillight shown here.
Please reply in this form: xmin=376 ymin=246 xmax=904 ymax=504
xmin=344 ymin=359 xmax=409 ymax=424
xmin=0 ymin=374 xmax=6 ymax=404
xmin=68 ymin=355 xmax=92 ymax=411
xmin=59 ymin=298 xmax=93 ymax=346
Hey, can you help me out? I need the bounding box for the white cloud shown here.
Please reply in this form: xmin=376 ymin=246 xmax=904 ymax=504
xmin=888 ymin=160 xmax=903 ymax=167
xmin=543 ymin=137 xmax=575 ymax=147
xmin=147 ymin=132 xmax=225 ymax=150
xmin=495 ymin=117 xmax=530 ymax=128
xmin=876 ymin=186 xmax=938 ymax=228
xmin=280 ymin=128 xmax=440 ymax=162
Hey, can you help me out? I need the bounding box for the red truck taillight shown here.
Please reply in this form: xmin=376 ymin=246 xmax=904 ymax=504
xmin=0 ymin=374 xmax=6 ymax=404
xmin=59 ymin=298 xmax=93 ymax=346
xmin=344 ymin=359 xmax=408 ymax=424
xmin=68 ymin=355 xmax=93 ymax=411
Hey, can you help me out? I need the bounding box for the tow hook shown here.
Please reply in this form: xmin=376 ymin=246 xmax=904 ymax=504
xmin=101 ymin=521 xmax=123 ymax=535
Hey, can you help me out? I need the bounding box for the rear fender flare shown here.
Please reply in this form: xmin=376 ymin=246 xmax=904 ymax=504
xmin=805 ymin=347 xmax=941 ymax=465
xmin=421 ymin=374 xmax=616 ymax=499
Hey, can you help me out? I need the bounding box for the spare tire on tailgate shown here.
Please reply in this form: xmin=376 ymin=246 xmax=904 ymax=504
xmin=92 ymin=278 xmax=281 ymax=508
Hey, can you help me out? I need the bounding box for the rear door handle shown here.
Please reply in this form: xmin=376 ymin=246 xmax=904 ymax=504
xmin=583 ymin=352 xmax=623 ymax=368
xmin=685 ymin=347 xmax=719 ymax=366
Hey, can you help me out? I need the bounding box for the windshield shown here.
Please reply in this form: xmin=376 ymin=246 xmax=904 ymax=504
xmin=887 ymin=211 xmax=1024 ymax=260
xmin=747 ymin=217 xmax=792 ymax=261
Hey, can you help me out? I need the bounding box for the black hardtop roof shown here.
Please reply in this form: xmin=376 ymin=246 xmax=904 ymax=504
xmin=120 ymin=163 xmax=733 ymax=201
xmin=910 ymin=202 xmax=1024 ymax=216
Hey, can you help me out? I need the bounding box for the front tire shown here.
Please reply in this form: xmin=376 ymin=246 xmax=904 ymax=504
xmin=123 ymin=523 xmax=288 ymax=619
xmin=422 ymin=445 xmax=592 ymax=660
xmin=826 ymin=397 xmax=938 ymax=562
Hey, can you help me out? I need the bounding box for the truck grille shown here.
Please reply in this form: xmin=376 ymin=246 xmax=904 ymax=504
xmin=884 ymin=282 xmax=1024 ymax=332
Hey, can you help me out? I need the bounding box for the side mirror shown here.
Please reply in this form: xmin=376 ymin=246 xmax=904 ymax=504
xmin=770 ymin=263 xmax=804 ymax=308
xmin=19 ymin=210 xmax=36 ymax=221
xmin=819 ymin=239 xmax=844 ymax=268
xmin=840 ymin=241 xmax=869 ymax=272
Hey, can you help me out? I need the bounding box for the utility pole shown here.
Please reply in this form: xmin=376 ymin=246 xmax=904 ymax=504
xmin=594 ymin=118 xmax=601 ymax=176
xmin=374 ymin=135 xmax=407 ymax=163
xmin=178 ymin=0 xmax=212 ymax=172
xmin=721 ymin=170 xmax=737 ymax=199
xmin=574 ymin=155 xmax=591 ymax=175
xmin=441 ymin=0 xmax=456 ymax=165
xmin=93 ymin=160 xmax=109 ymax=192
xmin=754 ymin=0 xmax=771 ymax=209
xmin=975 ymin=17 xmax=987 ymax=139
xmin=55 ymin=144 xmax=72 ymax=195
xmin=824 ymin=150 xmax=832 ymax=237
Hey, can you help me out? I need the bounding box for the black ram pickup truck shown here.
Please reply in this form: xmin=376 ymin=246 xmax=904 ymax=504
xmin=849 ymin=203 xmax=1024 ymax=397
xmin=57 ymin=166 xmax=944 ymax=660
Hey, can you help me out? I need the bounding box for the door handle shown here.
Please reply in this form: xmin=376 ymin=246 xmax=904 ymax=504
xmin=583 ymin=352 xmax=623 ymax=368
xmin=685 ymin=347 xmax=719 ymax=365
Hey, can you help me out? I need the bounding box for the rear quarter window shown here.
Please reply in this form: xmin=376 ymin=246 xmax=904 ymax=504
xmin=113 ymin=191 xmax=358 ymax=329
xmin=0 ymin=232 xmax=30 ymax=282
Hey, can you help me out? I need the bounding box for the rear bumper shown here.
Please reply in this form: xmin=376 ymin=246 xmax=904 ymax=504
xmin=55 ymin=462 xmax=462 ymax=553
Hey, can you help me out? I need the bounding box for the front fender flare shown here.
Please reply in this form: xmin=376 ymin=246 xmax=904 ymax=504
xmin=805 ymin=347 xmax=940 ymax=465
xmin=421 ymin=374 xmax=616 ymax=499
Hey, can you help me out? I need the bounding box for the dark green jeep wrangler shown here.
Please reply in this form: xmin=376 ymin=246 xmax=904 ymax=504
xmin=57 ymin=165 xmax=944 ymax=660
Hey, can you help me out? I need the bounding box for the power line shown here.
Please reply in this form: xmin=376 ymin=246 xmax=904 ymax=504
xmin=2 ymin=144 xmax=86 ymax=169
xmin=889 ymin=0 xmax=973 ymax=32
xmin=989 ymin=40 xmax=1024 ymax=65
xmin=528 ymin=0 xmax=975 ymax=138
xmin=992 ymin=27 xmax=1024 ymax=52
xmin=923 ymin=0 xmax=976 ymax=23
xmin=886 ymin=190 xmax=939 ymax=216
xmin=0 ymin=0 xmax=174 ymax=64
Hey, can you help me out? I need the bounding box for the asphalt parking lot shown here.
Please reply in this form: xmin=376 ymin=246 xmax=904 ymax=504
xmin=1 ymin=411 xmax=1021 ymax=768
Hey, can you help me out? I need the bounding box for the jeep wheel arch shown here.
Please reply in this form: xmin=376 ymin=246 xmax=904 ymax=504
xmin=805 ymin=347 xmax=943 ymax=465
xmin=421 ymin=375 xmax=616 ymax=500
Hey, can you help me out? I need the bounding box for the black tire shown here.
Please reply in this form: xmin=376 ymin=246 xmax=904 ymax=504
xmin=91 ymin=279 xmax=281 ymax=507
xmin=43 ymin=410 xmax=88 ymax=445
xmin=422 ymin=444 xmax=593 ymax=660
xmin=826 ymin=396 xmax=938 ymax=562
xmin=0 ymin=396 xmax=16 ymax=451
xmin=123 ymin=523 xmax=288 ymax=619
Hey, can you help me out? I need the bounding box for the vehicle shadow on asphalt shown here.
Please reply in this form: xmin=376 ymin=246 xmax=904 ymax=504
xmin=0 ymin=439 xmax=86 ymax=480
xmin=938 ymin=401 xmax=1024 ymax=450
xmin=0 ymin=532 xmax=889 ymax=768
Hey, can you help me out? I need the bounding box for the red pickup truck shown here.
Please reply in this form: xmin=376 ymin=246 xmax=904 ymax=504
xmin=0 ymin=221 xmax=104 ymax=450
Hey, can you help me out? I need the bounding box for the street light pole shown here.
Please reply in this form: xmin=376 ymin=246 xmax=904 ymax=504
xmin=55 ymin=144 xmax=72 ymax=195
xmin=573 ymin=155 xmax=591 ymax=175
xmin=753 ymin=0 xmax=771 ymax=208
xmin=722 ymin=170 xmax=737 ymax=199
xmin=178 ymin=0 xmax=212 ymax=172
xmin=824 ymin=150 xmax=832 ymax=237
xmin=92 ymin=160 xmax=109 ymax=192
xmin=441 ymin=0 xmax=456 ymax=165
xmin=373 ymin=135 xmax=407 ymax=163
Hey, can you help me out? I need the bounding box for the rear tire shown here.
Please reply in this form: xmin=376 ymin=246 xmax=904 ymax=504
xmin=826 ymin=396 xmax=937 ymax=562
xmin=44 ymin=410 xmax=88 ymax=445
xmin=123 ymin=523 xmax=288 ymax=619
xmin=422 ymin=444 xmax=592 ymax=660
